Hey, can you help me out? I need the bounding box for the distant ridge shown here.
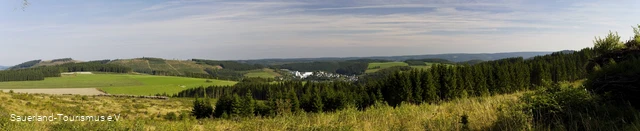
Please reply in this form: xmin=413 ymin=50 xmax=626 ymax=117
xmin=6 ymin=51 xmax=560 ymax=68
xmin=237 ymin=51 xmax=556 ymax=65
xmin=0 ymin=65 xmax=7 ymax=70
xmin=7 ymin=58 xmax=80 ymax=70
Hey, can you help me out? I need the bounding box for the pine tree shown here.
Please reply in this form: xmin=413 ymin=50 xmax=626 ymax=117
xmin=241 ymin=91 xmax=255 ymax=117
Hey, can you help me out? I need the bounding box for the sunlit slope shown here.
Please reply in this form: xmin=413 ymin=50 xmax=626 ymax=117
xmin=0 ymin=74 xmax=237 ymax=95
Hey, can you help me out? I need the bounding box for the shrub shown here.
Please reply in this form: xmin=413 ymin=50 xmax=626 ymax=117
xmin=164 ymin=112 xmax=178 ymax=121
xmin=586 ymin=56 xmax=640 ymax=108
xmin=522 ymin=84 xmax=638 ymax=130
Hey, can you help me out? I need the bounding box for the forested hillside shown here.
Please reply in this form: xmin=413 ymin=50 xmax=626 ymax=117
xmin=238 ymin=51 xmax=552 ymax=65
xmin=7 ymin=59 xmax=41 ymax=70
xmin=175 ymin=48 xmax=593 ymax=117
xmin=192 ymin=59 xmax=264 ymax=71
xmin=0 ymin=62 xmax=131 ymax=82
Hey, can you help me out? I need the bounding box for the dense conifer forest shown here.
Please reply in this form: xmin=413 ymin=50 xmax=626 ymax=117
xmin=176 ymin=48 xmax=595 ymax=117
xmin=0 ymin=62 xmax=131 ymax=82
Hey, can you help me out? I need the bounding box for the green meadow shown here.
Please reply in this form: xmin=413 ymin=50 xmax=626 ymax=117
xmin=367 ymin=62 xmax=441 ymax=73
xmin=366 ymin=62 xmax=409 ymax=73
xmin=243 ymin=68 xmax=281 ymax=78
xmin=0 ymin=74 xmax=237 ymax=96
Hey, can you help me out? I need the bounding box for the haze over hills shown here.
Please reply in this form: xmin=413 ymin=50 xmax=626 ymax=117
xmin=0 ymin=66 xmax=7 ymax=70
xmin=6 ymin=51 xmax=557 ymax=68
xmin=237 ymin=51 xmax=556 ymax=65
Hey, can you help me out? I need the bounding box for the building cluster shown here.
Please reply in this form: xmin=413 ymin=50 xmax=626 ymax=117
xmin=281 ymin=69 xmax=358 ymax=82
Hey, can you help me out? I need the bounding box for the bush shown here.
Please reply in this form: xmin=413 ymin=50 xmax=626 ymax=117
xmin=164 ymin=112 xmax=178 ymax=121
xmin=586 ymin=56 xmax=640 ymax=108
xmin=522 ymin=84 xmax=638 ymax=130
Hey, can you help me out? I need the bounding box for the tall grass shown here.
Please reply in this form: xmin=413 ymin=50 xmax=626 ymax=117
xmin=0 ymin=91 xmax=525 ymax=130
xmin=2 ymin=84 xmax=637 ymax=130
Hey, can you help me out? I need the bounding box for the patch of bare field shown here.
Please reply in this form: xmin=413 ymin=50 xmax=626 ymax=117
xmin=0 ymin=88 xmax=106 ymax=95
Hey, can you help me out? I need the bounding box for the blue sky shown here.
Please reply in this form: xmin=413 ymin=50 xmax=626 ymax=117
xmin=1 ymin=0 xmax=639 ymax=65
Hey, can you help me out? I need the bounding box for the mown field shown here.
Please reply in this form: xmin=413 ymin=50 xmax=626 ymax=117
xmin=0 ymin=74 xmax=237 ymax=96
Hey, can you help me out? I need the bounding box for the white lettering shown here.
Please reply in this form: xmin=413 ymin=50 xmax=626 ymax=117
xmin=114 ymin=114 xmax=120 ymax=121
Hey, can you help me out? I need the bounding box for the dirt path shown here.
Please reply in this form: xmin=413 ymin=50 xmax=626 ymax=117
xmin=166 ymin=62 xmax=183 ymax=75
xmin=145 ymin=60 xmax=153 ymax=70
xmin=1 ymin=88 xmax=106 ymax=95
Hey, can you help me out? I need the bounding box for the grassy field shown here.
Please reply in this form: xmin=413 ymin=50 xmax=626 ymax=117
xmin=3 ymin=80 xmax=630 ymax=130
xmin=244 ymin=68 xmax=281 ymax=78
xmin=0 ymin=90 xmax=525 ymax=130
xmin=366 ymin=62 xmax=409 ymax=73
xmin=367 ymin=62 xmax=442 ymax=73
xmin=0 ymin=74 xmax=237 ymax=96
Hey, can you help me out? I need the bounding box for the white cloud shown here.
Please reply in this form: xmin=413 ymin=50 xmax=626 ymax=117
xmin=1 ymin=0 xmax=639 ymax=65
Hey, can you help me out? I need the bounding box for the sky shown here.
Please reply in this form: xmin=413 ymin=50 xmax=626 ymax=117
xmin=1 ymin=0 xmax=639 ymax=66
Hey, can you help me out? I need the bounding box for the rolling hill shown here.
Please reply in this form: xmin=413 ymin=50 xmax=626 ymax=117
xmin=108 ymin=58 xmax=222 ymax=75
xmin=7 ymin=58 xmax=79 ymax=70
xmin=5 ymin=57 xmax=282 ymax=79
xmin=237 ymin=51 xmax=554 ymax=65
xmin=0 ymin=73 xmax=237 ymax=95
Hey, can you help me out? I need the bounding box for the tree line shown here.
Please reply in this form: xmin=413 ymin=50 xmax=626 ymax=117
xmin=0 ymin=62 xmax=132 ymax=82
xmin=178 ymin=48 xmax=595 ymax=118
xmin=193 ymin=59 xmax=264 ymax=71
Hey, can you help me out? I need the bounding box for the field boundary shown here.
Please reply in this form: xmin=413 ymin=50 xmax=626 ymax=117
xmin=95 ymin=94 xmax=169 ymax=100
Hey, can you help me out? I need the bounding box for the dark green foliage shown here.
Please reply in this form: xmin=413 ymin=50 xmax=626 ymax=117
xmin=460 ymin=114 xmax=469 ymax=131
xmin=213 ymin=93 xmax=257 ymax=118
xmin=60 ymin=62 xmax=131 ymax=73
xmin=457 ymin=59 xmax=485 ymax=65
xmin=177 ymin=48 xmax=594 ymax=117
xmin=51 ymin=58 xmax=73 ymax=63
xmin=335 ymin=62 xmax=369 ymax=75
xmin=193 ymin=59 xmax=263 ymax=71
xmin=204 ymin=69 xmax=244 ymax=81
xmin=404 ymin=58 xmax=453 ymax=66
xmin=182 ymin=72 xmax=212 ymax=79
xmin=522 ymin=84 xmax=637 ymax=130
xmin=87 ymin=59 xmax=112 ymax=64
xmin=191 ymin=97 xmax=213 ymax=119
xmin=140 ymin=57 xmax=165 ymax=62
xmin=0 ymin=69 xmax=45 ymax=82
xmin=164 ymin=112 xmax=178 ymax=121
xmin=8 ymin=59 xmax=41 ymax=70
xmin=213 ymin=95 xmax=233 ymax=118
xmin=358 ymin=66 xmax=412 ymax=84
xmin=586 ymin=52 xmax=640 ymax=108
